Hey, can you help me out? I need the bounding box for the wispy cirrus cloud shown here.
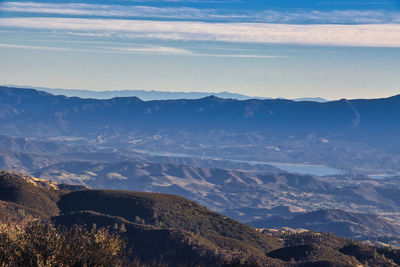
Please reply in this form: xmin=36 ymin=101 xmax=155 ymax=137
xmin=109 ymin=46 xmax=285 ymax=58
xmin=1 ymin=1 xmax=399 ymax=24
xmin=0 ymin=42 xmax=282 ymax=58
xmin=252 ymin=10 xmax=400 ymax=24
xmin=0 ymin=1 xmax=226 ymax=20
xmin=0 ymin=43 xmax=73 ymax=51
xmin=108 ymin=45 xmax=193 ymax=55
xmin=1 ymin=17 xmax=400 ymax=47
xmin=0 ymin=42 xmax=193 ymax=55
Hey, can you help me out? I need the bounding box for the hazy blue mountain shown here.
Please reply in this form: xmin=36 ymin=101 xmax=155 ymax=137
xmin=4 ymin=85 xmax=259 ymax=100
xmin=1 ymin=86 xmax=400 ymax=175
xmin=0 ymin=86 xmax=397 ymax=143
xmin=293 ymin=97 xmax=328 ymax=102
xmin=5 ymin=85 xmax=327 ymax=102
xmin=43 ymin=88 xmax=256 ymax=100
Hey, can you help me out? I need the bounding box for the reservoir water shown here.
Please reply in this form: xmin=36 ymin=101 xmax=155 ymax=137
xmin=133 ymin=149 xmax=344 ymax=176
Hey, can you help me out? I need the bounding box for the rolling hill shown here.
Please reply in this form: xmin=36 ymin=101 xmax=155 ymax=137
xmin=32 ymin=160 xmax=400 ymax=237
xmin=0 ymin=170 xmax=62 ymax=219
xmin=0 ymin=170 xmax=282 ymax=265
xmin=250 ymin=209 xmax=400 ymax=242
xmin=56 ymin=189 xmax=283 ymax=264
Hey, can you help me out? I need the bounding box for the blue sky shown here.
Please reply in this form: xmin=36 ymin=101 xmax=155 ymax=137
xmin=0 ymin=0 xmax=399 ymax=99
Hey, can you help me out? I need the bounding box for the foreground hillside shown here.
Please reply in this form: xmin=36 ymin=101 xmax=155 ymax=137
xmin=55 ymin=189 xmax=282 ymax=265
xmin=0 ymin=170 xmax=282 ymax=265
xmin=1 ymin=170 xmax=400 ymax=266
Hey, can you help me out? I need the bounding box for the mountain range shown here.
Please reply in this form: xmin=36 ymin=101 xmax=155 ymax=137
xmin=0 ymin=86 xmax=400 ymax=174
xmin=4 ymin=85 xmax=328 ymax=102
xmin=2 ymin=86 xmax=398 ymax=142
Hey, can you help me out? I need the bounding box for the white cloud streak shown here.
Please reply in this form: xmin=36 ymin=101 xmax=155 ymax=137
xmin=1 ymin=1 xmax=399 ymax=24
xmin=0 ymin=42 xmax=191 ymax=55
xmin=1 ymin=17 xmax=400 ymax=47
xmin=109 ymin=46 xmax=285 ymax=58
xmin=0 ymin=42 xmax=282 ymax=58
xmin=0 ymin=1 xmax=221 ymax=20
xmin=108 ymin=45 xmax=193 ymax=55
xmin=0 ymin=43 xmax=72 ymax=51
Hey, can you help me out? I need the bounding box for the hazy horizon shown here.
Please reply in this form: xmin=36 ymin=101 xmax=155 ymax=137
xmin=3 ymin=83 xmax=400 ymax=101
xmin=1 ymin=0 xmax=400 ymax=99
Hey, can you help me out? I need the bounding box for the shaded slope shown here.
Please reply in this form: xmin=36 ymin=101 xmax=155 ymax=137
xmin=0 ymin=170 xmax=61 ymax=217
xmin=52 ymin=211 xmax=226 ymax=266
xmin=1 ymin=171 xmax=400 ymax=266
xmin=57 ymin=190 xmax=282 ymax=255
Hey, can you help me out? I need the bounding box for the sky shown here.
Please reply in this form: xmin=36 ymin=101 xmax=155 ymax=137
xmin=0 ymin=0 xmax=399 ymax=99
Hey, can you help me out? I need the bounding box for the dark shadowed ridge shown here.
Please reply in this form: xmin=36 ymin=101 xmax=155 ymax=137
xmin=0 ymin=170 xmax=283 ymax=265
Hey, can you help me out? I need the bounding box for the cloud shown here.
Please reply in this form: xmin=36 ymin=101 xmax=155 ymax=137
xmin=0 ymin=1 xmax=220 ymax=20
xmin=0 ymin=42 xmax=192 ymax=55
xmin=0 ymin=42 xmax=284 ymax=58
xmin=1 ymin=1 xmax=399 ymax=24
xmin=0 ymin=43 xmax=72 ymax=51
xmin=66 ymin=31 xmax=112 ymax=37
xmin=108 ymin=46 xmax=193 ymax=55
xmin=109 ymin=46 xmax=285 ymax=58
xmin=252 ymin=10 xmax=400 ymax=24
xmin=1 ymin=17 xmax=400 ymax=47
xmin=197 ymin=54 xmax=284 ymax=58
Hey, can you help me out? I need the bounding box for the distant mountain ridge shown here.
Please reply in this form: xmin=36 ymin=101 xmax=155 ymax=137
xmin=3 ymin=85 xmax=328 ymax=102
xmin=0 ymin=86 xmax=398 ymax=143
xmin=1 ymin=85 xmax=400 ymax=175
